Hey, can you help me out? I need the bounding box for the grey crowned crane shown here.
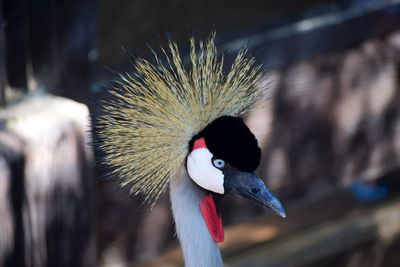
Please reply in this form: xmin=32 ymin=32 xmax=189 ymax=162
xmin=97 ymin=33 xmax=286 ymax=267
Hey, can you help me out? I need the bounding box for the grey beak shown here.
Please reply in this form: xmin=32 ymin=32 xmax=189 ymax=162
xmin=224 ymin=170 xmax=286 ymax=218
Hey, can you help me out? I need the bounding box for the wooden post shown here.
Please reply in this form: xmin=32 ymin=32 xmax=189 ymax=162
xmin=0 ymin=96 xmax=96 ymax=267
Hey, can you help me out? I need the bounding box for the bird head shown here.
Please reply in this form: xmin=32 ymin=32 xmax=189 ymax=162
xmin=97 ymin=34 xmax=286 ymax=244
xmin=186 ymin=116 xmax=285 ymax=242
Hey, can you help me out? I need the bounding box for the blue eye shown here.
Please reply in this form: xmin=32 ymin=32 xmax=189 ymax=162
xmin=212 ymin=158 xmax=225 ymax=169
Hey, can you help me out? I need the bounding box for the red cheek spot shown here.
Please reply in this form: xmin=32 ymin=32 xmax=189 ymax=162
xmin=193 ymin=137 xmax=207 ymax=150
xmin=200 ymin=194 xmax=224 ymax=243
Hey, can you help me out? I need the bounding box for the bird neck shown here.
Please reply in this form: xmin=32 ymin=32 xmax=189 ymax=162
xmin=170 ymin=170 xmax=224 ymax=267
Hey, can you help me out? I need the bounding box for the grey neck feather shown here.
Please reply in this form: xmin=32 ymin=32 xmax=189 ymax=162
xmin=170 ymin=169 xmax=223 ymax=267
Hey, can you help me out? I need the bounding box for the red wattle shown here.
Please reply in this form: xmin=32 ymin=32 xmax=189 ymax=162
xmin=193 ymin=137 xmax=207 ymax=150
xmin=199 ymin=194 xmax=224 ymax=243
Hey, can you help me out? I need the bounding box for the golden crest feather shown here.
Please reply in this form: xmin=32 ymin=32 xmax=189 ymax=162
xmin=97 ymin=33 xmax=264 ymax=204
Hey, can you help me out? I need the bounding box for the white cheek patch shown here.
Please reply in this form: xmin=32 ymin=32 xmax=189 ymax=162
xmin=187 ymin=148 xmax=225 ymax=194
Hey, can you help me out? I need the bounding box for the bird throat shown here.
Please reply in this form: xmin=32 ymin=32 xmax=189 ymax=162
xmin=199 ymin=194 xmax=224 ymax=243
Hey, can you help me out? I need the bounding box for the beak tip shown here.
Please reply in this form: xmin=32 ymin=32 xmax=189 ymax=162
xmin=279 ymin=210 xmax=287 ymax=218
xmin=271 ymin=199 xmax=286 ymax=218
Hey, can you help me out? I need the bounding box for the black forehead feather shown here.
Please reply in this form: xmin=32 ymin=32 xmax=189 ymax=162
xmin=191 ymin=116 xmax=261 ymax=172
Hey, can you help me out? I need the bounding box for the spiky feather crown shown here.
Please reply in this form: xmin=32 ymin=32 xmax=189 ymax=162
xmin=97 ymin=33 xmax=264 ymax=204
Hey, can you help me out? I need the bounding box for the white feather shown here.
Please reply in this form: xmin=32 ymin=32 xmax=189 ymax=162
xmin=187 ymin=148 xmax=224 ymax=194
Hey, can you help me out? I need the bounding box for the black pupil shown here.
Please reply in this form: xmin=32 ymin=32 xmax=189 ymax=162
xmin=214 ymin=159 xmax=223 ymax=167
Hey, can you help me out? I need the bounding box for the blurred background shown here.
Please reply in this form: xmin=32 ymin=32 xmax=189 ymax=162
xmin=1 ymin=0 xmax=400 ymax=266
